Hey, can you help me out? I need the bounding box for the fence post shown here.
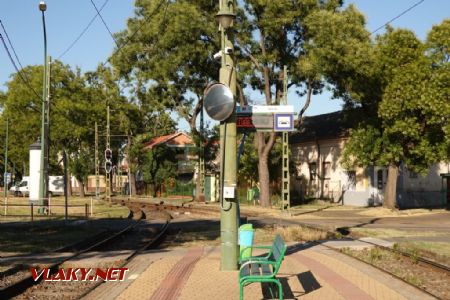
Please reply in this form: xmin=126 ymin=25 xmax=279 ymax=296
xmin=31 ymin=203 xmax=34 ymax=221
xmin=48 ymin=194 xmax=51 ymax=215
xmin=85 ymin=203 xmax=88 ymax=219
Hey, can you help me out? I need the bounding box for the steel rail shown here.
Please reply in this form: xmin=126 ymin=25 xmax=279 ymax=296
xmin=78 ymin=210 xmax=171 ymax=299
xmin=0 ymin=208 xmax=143 ymax=299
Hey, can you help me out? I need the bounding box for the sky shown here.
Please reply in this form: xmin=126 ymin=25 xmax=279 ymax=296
xmin=1 ymin=0 xmax=449 ymax=130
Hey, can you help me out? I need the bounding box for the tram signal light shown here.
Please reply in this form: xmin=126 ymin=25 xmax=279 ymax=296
xmin=105 ymin=161 xmax=112 ymax=173
xmin=105 ymin=149 xmax=112 ymax=160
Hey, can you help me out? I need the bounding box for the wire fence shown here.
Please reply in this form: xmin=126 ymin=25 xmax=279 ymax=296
xmin=0 ymin=203 xmax=91 ymax=220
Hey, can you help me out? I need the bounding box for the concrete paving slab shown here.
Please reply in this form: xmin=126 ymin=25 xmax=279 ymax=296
xmin=80 ymin=243 xmax=436 ymax=300
xmin=322 ymin=239 xmax=375 ymax=250
xmin=359 ymin=237 xmax=395 ymax=248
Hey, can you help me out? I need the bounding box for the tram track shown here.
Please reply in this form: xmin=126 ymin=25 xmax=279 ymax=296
xmin=0 ymin=205 xmax=145 ymax=299
xmin=288 ymin=221 xmax=449 ymax=299
xmin=1 ymin=201 xmax=173 ymax=300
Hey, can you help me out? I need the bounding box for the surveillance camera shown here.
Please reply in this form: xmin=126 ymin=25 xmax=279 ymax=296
xmin=213 ymin=51 xmax=222 ymax=60
xmin=224 ymin=47 xmax=233 ymax=54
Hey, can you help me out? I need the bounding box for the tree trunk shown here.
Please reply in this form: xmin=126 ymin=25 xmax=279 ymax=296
xmin=130 ymin=173 xmax=137 ymax=196
xmin=383 ymin=164 xmax=398 ymax=209
xmin=256 ymin=132 xmax=276 ymax=207
xmin=258 ymin=155 xmax=270 ymax=207
xmin=78 ymin=179 xmax=85 ymax=197
xmin=68 ymin=174 xmax=73 ymax=196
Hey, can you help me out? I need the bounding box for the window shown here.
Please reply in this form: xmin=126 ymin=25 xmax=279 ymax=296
xmin=322 ymin=162 xmax=331 ymax=179
xmin=309 ymin=162 xmax=317 ymax=180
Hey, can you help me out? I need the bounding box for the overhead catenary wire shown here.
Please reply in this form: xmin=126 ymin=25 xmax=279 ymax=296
xmin=89 ymin=0 xmax=120 ymax=48
xmin=57 ymin=0 xmax=110 ymax=60
xmin=0 ymin=33 xmax=43 ymax=103
xmin=0 ymin=20 xmax=25 ymax=71
xmin=371 ymin=0 xmax=426 ymax=35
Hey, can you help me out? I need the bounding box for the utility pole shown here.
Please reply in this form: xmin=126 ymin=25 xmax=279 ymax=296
xmin=4 ymin=118 xmax=8 ymax=215
xmin=281 ymin=66 xmax=291 ymax=214
xmin=45 ymin=57 xmax=51 ymax=204
xmin=118 ymin=149 xmax=121 ymax=195
xmin=95 ymin=122 xmax=99 ymax=199
xmin=39 ymin=1 xmax=49 ymax=209
xmin=106 ymin=106 xmax=111 ymax=203
xmin=127 ymin=133 xmax=132 ymax=200
xmin=199 ymin=106 xmax=205 ymax=201
xmin=217 ymin=0 xmax=238 ymax=271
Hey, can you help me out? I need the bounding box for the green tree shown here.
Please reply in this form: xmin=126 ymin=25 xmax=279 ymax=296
xmin=69 ymin=149 xmax=93 ymax=197
xmin=141 ymin=145 xmax=177 ymax=197
xmin=237 ymin=0 xmax=369 ymax=206
xmin=341 ymin=25 xmax=450 ymax=209
xmin=110 ymin=0 xmax=374 ymax=207
xmin=0 ymin=62 xmax=139 ymax=196
xmin=127 ymin=114 xmax=176 ymax=195
xmin=111 ymin=0 xmax=219 ymax=199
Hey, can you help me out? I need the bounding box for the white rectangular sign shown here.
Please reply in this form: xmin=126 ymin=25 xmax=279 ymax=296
xmin=237 ymin=105 xmax=294 ymax=114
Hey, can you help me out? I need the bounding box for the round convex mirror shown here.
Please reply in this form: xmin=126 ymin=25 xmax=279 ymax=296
xmin=204 ymin=84 xmax=235 ymax=121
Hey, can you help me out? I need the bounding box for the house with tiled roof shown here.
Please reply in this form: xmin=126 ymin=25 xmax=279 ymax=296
xmin=290 ymin=111 xmax=449 ymax=208
xmin=143 ymin=132 xmax=197 ymax=175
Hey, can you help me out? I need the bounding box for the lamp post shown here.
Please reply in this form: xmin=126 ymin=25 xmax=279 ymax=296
xmin=216 ymin=0 xmax=238 ymax=271
xmin=39 ymin=1 xmax=48 ymax=207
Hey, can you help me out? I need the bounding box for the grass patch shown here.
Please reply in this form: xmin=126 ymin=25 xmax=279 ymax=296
xmin=0 ymin=197 xmax=129 ymax=220
xmin=0 ymin=223 xmax=103 ymax=254
xmin=339 ymin=247 xmax=449 ymax=299
xmin=351 ymin=228 xmax=446 ymax=239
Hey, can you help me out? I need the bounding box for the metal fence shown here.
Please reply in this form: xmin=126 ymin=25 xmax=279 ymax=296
xmin=165 ymin=181 xmax=195 ymax=198
xmin=0 ymin=203 xmax=91 ymax=220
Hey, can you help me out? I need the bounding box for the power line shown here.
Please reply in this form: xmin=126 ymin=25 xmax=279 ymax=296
xmin=0 ymin=20 xmax=25 ymax=71
xmin=96 ymin=0 xmax=167 ymax=69
xmin=0 ymin=33 xmax=43 ymax=102
xmin=89 ymin=0 xmax=119 ymax=48
xmin=371 ymin=0 xmax=425 ymax=35
xmin=57 ymin=0 xmax=110 ymax=60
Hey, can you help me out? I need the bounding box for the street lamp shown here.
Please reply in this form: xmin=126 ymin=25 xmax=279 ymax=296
xmin=216 ymin=10 xmax=235 ymax=29
xmin=216 ymin=0 xmax=238 ymax=271
xmin=39 ymin=1 xmax=48 ymax=208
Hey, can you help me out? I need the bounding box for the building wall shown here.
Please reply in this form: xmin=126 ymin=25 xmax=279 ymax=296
xmin=397 ymin=162 xmax=449 ymax=208
xmin=291 ymin=138 xmax=448 ymax=207
xmin=292 ymin=138 xmax=360 ymax=201
xmin=71 ymin=175 xmax=129 ymax=193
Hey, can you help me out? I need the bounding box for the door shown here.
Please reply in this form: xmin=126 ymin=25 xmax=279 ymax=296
xmin=447 ymin=179 xmax=450 ymax=204
xmin=374 ymin=168 xmax=387 ymax=201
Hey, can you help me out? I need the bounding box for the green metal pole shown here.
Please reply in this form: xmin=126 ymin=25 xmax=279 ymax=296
xmin=4 ymin=118 xmax=8 ymax=215
xmin=218 ymin=0 xmax=239 ymax=271
xmin=95 ymin=122 xmax=99 ymax=199
xmin=39 ymin=6 xmax=48 ymax=208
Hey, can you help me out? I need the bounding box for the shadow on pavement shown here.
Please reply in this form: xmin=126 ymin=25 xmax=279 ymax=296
xmin=336 ymin=217 xmax=381 ymax=235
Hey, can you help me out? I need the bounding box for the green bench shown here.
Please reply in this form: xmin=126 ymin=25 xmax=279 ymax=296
xmin=238 ymin=234 xmax=287 ymax=300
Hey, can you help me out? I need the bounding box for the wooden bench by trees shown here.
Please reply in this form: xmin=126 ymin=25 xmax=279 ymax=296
xmin=238 ymin=234 xmax=287 ymax=300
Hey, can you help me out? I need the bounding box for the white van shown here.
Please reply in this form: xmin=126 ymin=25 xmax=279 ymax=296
xmin=10 ymin=176 xmax=64 ymax=197
xmin=10 ymin=176 xmax=29 ymax=196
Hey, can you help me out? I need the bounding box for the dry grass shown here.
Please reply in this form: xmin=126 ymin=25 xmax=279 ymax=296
xmin=351 ymin=228 xmax=447 ymax=239
xmin=357 ymin=207 xmax=443 ymax=218
xmin=0 ymin=196 xmax=129 ymax=221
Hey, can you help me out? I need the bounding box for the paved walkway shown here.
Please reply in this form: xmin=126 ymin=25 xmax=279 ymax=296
xmin=83 ymin=243 xmax=434 ymax=300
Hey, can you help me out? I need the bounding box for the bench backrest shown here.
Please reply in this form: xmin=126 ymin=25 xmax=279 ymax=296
xmin=271 ymin=234 xmax=286 ymax=273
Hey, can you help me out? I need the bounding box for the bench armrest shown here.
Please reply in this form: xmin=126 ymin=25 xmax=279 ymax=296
xmin=239 ymin=260 xmax=276 ymax=271
xmin=239 ymin=245 xmax=272 ymax=258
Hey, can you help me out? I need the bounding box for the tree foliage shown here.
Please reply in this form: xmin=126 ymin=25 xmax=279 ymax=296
xmin=339 ymin=22 xmax=450 ymax=208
